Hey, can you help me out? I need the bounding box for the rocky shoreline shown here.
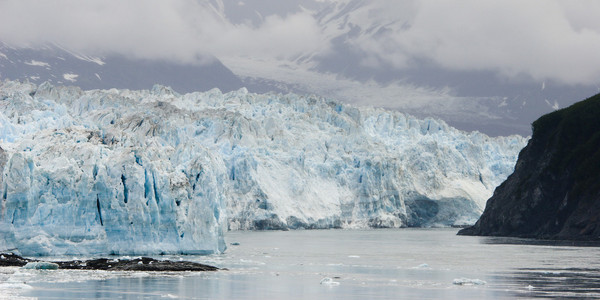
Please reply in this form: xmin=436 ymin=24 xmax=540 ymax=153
xmin=0 ymin=253 xmax=219 ymax=272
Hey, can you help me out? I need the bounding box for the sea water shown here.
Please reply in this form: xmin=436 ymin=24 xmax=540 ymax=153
xmin=4 ymin=228 xmax=600 ymax=299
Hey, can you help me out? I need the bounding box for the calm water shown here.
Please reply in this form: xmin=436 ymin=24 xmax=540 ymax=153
xmin=3 ymin=228 xmax=600 ymax=299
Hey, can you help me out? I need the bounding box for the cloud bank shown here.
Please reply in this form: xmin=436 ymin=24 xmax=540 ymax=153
xmin=351 ymin=0 xmax=600 ymax=85
xmin=0 ymin=0 xmax=327 ymax=64
xmin=1 ymin=0 xmax=600 ymax=86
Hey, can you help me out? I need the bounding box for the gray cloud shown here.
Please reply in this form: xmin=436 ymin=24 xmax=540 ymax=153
xmin=0 ymin=0 xmax=328 ymax=64
xmin=1 ymin=0 xmax=599 ymax=86
xmin=350 ymin=0 xmax=600 ymax=85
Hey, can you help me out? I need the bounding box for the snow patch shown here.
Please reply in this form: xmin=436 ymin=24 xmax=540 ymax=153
xmin=53 ymin=43 xmax=105 ymax=65
xmin=63 ymin=73 xmax=79 ymax=82
xmin=73 ymin=53 xmax=105 ymax=65
xmin=544 ymin=99 xmax=560 ymax=111
xmin=24 ymin=60 xmax=50 ymax=67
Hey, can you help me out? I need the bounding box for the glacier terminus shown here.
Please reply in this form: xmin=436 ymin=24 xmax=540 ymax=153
xmin=0 ymin=80 xmax=526 ymax=256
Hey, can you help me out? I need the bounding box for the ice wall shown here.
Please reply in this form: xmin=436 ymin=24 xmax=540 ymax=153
xmin=0 ymin=81 xmax=227 ymax=255
xmin=0 ymin=80 xmax=527 ymax=255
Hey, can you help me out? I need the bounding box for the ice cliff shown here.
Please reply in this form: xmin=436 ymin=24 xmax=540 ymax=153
xmin=0 ymin=80 xmax=526 ymax=255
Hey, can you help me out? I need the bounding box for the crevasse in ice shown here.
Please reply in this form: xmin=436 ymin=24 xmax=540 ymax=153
xmin=0 ymin=80 xmax=526 ymax=255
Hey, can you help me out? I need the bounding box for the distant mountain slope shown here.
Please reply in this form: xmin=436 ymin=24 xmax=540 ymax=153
xmin=0 ymin=42 xmax=243 ymax=93
xmin=216 ymin=0 xmax=600 ymax=137
xmin=459 ymin=93 xmax=600 ymax=240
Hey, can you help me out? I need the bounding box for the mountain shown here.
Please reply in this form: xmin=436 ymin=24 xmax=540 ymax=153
xmin=459 ymin=93 xmax=600 ymax=240
xmin=0 ymin=80 xmax=525 ymax=255
xmin=215 ymin=0 xmax=600 ymax=137
xmin=0 ymin=42 xmax=244 ymax=94
xmin=3 ymin=3 xmax=600 ymax=137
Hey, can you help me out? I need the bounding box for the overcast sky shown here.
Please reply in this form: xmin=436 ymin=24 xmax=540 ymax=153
xmin=1 ymin=0 xmax=600 ymax=86
xmin=0 ymin=0 xmax=326 ymax=63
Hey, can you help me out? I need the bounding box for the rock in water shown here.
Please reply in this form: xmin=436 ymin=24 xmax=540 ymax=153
xmin=0 ymin=253 xmax=218 ymax=271
xmin=55 ymin=257 xmax=218 ymax=271
xmin=0 ymin=253 xmax=30 ymax=266
xmin=459 ymin=93 xmax=600 ymax=240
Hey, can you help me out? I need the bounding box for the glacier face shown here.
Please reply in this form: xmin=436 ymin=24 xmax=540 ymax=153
xmin=0 ymin=80 xmax=526 ymax=255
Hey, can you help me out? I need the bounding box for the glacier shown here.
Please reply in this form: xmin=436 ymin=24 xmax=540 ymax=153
xmin=0 ymin=80 xmax=527 ymax=255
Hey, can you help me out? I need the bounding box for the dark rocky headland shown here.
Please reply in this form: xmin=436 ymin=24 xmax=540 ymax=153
xmin=459 ymin=93 xmax=600 ymax=240
xmin=0 ymin=253 xmax=218 ymax=271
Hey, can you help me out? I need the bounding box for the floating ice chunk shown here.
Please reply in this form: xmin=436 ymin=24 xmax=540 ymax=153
xmin=22 ymin=261 xmax=59 ymax=270
xmin=347 ymin=255 xmax=360 ymax=258
xmin=413 ymin=263 xmax=430 ymax=269
xmin=526 ymin=285 xmax=535 ymax=290
xmin=162 ymin=294 xmax=179 ymax=299
xmin=320 ymin=277 xmax=340 ymax=286
xmin=452 ymin=278 xmax=486 ymax=285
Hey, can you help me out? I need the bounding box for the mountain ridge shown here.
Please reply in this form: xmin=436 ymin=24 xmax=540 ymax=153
xmin=0 ymin=42 xmax=244 ymax=94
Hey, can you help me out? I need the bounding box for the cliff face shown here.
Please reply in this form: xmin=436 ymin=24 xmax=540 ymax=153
xmin=459 ymin=93 xmax=600 ymax=240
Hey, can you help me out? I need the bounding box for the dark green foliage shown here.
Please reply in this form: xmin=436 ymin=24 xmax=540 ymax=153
xmin=531 ymin=93 xmax=600 ymax=196
xmin=460 ymin=92 xmax=600 ymax=240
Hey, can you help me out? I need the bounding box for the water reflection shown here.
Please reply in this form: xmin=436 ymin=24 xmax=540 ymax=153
xmin=478 ymin=236 xmax=600 ymax=247
xmin=492 ymin=267 xmax=600 ymax=298
xmin=16 ymin=229 xmax=600 ymax=299
xmin=469 ymin=235 xmax=600 ymax=297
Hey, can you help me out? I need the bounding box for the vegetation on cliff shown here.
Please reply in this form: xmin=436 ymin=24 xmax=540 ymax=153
xmin=459 ymin=93 xmax=600 ymax=239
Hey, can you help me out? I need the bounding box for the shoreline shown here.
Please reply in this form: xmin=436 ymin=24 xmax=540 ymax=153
xmin=0 ymin=253 xmax=219 ymax=272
